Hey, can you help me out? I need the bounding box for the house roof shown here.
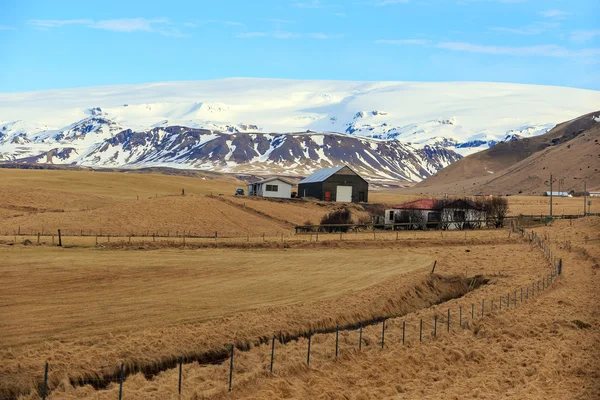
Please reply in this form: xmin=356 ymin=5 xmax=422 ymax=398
xmin=393 ymin=199 xmax=442 ymax=210
xmin=298 ymin=165 xmax=347 ymax=184
xmin=251 ymin=177 xmax=293 ymax=185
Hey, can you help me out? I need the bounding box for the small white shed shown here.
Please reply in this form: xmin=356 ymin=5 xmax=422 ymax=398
xmin=247 ymin=177 xmax=293 ymax=199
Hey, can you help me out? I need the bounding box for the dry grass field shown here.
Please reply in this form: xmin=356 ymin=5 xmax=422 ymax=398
xmin=1 ymin=167 xmax=598 ymax=400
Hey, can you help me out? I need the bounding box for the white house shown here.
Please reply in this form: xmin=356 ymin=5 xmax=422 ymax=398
xmin=385 ymin=199 xmax=487 ymax=230
xmin=247 ymin=177 xmax=293 ymax=199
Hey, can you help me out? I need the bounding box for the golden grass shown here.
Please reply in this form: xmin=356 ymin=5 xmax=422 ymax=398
xmin=0 ymin=246 xmax=430 ymax=348
xmin=2 ymin=236 xmax=548 ymax=399
xmin=31 ymin=219 xmax=598 ymax=400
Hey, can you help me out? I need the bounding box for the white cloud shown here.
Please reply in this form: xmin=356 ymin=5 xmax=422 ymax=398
xmin=265 ymin=19 xmax=296 ymax=24
xmin=309 ymin=32 xmax=344 ymax=39
xmin=375 ymin=39 xmax=429 ymax=45
xmin=237 ymin=31 xmax=343 ymax=39
xmin=28 ymin=18 xmax=190 ymax=37
xmin=540 ymin=9 xmax=570 ymax=19
xmin=28 ymin=19 xmax=92 ymax=29
xmin=489 ymin=22 xmax=560 ymax=36
xmin=376 ymin=38 xmax=600 ymax=58
xmin=570 ymin=30 xmax=600 ymax=43
xmin=357 ymin=0 xmax=409 ymax=5
xmin=90 ymin=18 xmax=167 ymax=33
xmin=437 ymin=41 xmax=600 ymax=57
xmin=294 ymin=0 xmax=327 ymax=8
xmin=237 ymin=31 xmax=269 ymax=38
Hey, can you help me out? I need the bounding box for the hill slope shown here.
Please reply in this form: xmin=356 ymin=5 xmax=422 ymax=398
xmin=413 ymin=112 xmax=600 ymax=195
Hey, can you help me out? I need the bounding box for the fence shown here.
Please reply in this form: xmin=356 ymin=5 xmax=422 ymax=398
xmin=33 ymin=222 xmax=562 ymax=399
xmin=3 ymin=227 xmax=519 ymax=248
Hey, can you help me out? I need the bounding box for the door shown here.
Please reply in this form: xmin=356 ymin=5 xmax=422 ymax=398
xmin=336 ymin=186 xmax=352 ymax=202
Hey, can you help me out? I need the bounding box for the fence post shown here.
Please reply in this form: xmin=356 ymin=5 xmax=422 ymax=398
xmin=42 ymin=362 xmax=48 ymax=400
xmin=228 ymin=344 xmax=234 ymax=392
xmin=558 ymin=258 xmax=562 ymax=275
xmin=118 ymin=363 xmax=124 ymax=400
xmin=459 ymin=306 xmax=462 ymax=327
xmin=37 ymin=232 xmax=40 ymax=244
xmin=514 ymin=290 xmax=517 ymax=307
xmin=402 ymin=321 xmax=405 ymax=344
xmin=471 ymin=303 xmax=474 ymax=319
xmin=178 ymin=356 xmax=182 ymax=394
xmin=481 ymin=299 xmax=485 ymax=317
xmin=434 ymin=315 xmax=437 ymax=337
xmin=270 ymin=336 xmax=275 ymax=374
xmin=381 ymin=319 xmax=386 ymax=349
xmin=499 ymin=295 xmax=502 ymax=310
xmin=336 ymin=325 xmax=339 ymax=358
xmin=359 ymin=324 xmax=363 ymax=350
xmin=447 ymin=308 xmax=451 ymax=332
xmin=307 ymin=333 xmax=312 ymax=366
xmin=57 ymin=229 xmax=62 ymax=247
xmin=419 ymin=319 xmax=423 ymax=342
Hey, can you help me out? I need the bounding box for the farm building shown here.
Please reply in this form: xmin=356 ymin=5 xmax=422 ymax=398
xmin=298 ymin=165 xmax=368 ymax=203
xmin=385 ymin=199 xmax=486 ymax=230
xmin=247 ymin=177 xmax=293 ymax=199
xmin=543 ymin=192 xmax=571 ymax=197
xmin=589 ymin=191 xmax=600 ymax=197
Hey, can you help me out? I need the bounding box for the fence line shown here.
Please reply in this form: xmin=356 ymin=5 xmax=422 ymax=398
xmin=34 ymin=222 xmax=563 ymax=398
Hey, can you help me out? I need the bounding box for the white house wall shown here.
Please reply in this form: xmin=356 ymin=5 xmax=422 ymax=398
xmin=259 ymin=179 xmax=292 ymax=199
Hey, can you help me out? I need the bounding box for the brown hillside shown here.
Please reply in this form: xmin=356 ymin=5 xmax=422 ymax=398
xmin=412 ymin=111 xmax=600 ymax=195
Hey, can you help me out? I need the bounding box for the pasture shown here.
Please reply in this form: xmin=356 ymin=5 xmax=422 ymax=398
xmin=0 ymin=167 xmax=598 ymax=399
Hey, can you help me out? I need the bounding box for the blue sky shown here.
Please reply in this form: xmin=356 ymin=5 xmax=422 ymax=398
xmin=0 ymin=0 xmax=599 ymax=92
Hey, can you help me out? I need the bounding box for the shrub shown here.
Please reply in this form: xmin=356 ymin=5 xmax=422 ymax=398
xmin=320 ymin=207 xmax=352 ymax=232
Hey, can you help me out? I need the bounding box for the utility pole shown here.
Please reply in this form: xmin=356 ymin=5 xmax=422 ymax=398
xmin=550 ymin=173 xmax=553 ymax=218
xmin=584 ymin=181 xmax=587 ymax=216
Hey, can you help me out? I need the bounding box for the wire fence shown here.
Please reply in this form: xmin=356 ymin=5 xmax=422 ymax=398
xmin=32 ymin=221 xmax=562 ymax=399
xmin=2 ymin=225 xmax=522 ymax=248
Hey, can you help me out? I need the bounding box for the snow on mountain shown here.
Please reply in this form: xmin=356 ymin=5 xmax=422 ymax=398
xmin=0 ymin=79 xmax=599 ymax=180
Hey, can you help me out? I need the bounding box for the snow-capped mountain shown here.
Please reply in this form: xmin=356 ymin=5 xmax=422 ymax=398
xmin=3 ymin=121 xmax=460 ymax=182
xmin=0 ymin=79 xmax=599 ymax=181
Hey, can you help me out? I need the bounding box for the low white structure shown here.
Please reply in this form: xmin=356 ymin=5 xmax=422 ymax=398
xmin=247 ymin=177 xmax=292 ymax=199
xmin=543 ymin=192 xmax=571 ymax=197
xmin=385 ymin=199 xmax=487 ymax=230
xmin=589 ymin=192 xmax=600 ymax=197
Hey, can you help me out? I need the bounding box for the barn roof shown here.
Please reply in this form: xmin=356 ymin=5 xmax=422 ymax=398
xmin=299 ymin=165 xmax=346 ymax=184
xmin=393 ymin=199 xmax=442 ymax=210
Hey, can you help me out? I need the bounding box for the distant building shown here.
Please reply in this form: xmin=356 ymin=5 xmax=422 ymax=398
xmin=385 ymin=199 xmax=486 ymax=230
xmin=589 ymin=192 xmax=600 ymax=197
xmin=247 ymin=177 xmax=293 ymax=199
xmin=298 ymin=165 xmax=368 ymax=203
xmin=543 ymin=192 xmax=571 ymax=197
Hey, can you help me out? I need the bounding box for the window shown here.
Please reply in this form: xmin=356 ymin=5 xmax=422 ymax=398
xmin=453 ymin=210 xmax=466 ymax=221
xmin=389 ymin=211 xmax=394 ymax=221
xmin=265 ymin=184 xmax=278 ymax=192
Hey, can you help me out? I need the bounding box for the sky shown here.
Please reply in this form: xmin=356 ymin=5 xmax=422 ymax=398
xmin=0 ymin=0 xmax=599 ymax=92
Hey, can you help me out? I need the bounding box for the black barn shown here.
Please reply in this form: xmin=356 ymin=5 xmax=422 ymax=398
xmin=298 ymin=165 xmax=368 ymax=203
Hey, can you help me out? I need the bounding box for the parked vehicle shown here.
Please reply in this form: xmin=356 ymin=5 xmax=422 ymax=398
xmin=235 ymin=188 xmax=245 ymax=196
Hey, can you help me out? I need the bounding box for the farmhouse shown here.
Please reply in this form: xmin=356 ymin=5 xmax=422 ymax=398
xmin=298 ymin=165 xmax=368 ymax=203
xmin=543 ymin=191 xmax=571 ymax=197
xmin=385 ymin=198 xmax=486 ymax=230
xmin=247 ymin=177 xmax=293 ymax=199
